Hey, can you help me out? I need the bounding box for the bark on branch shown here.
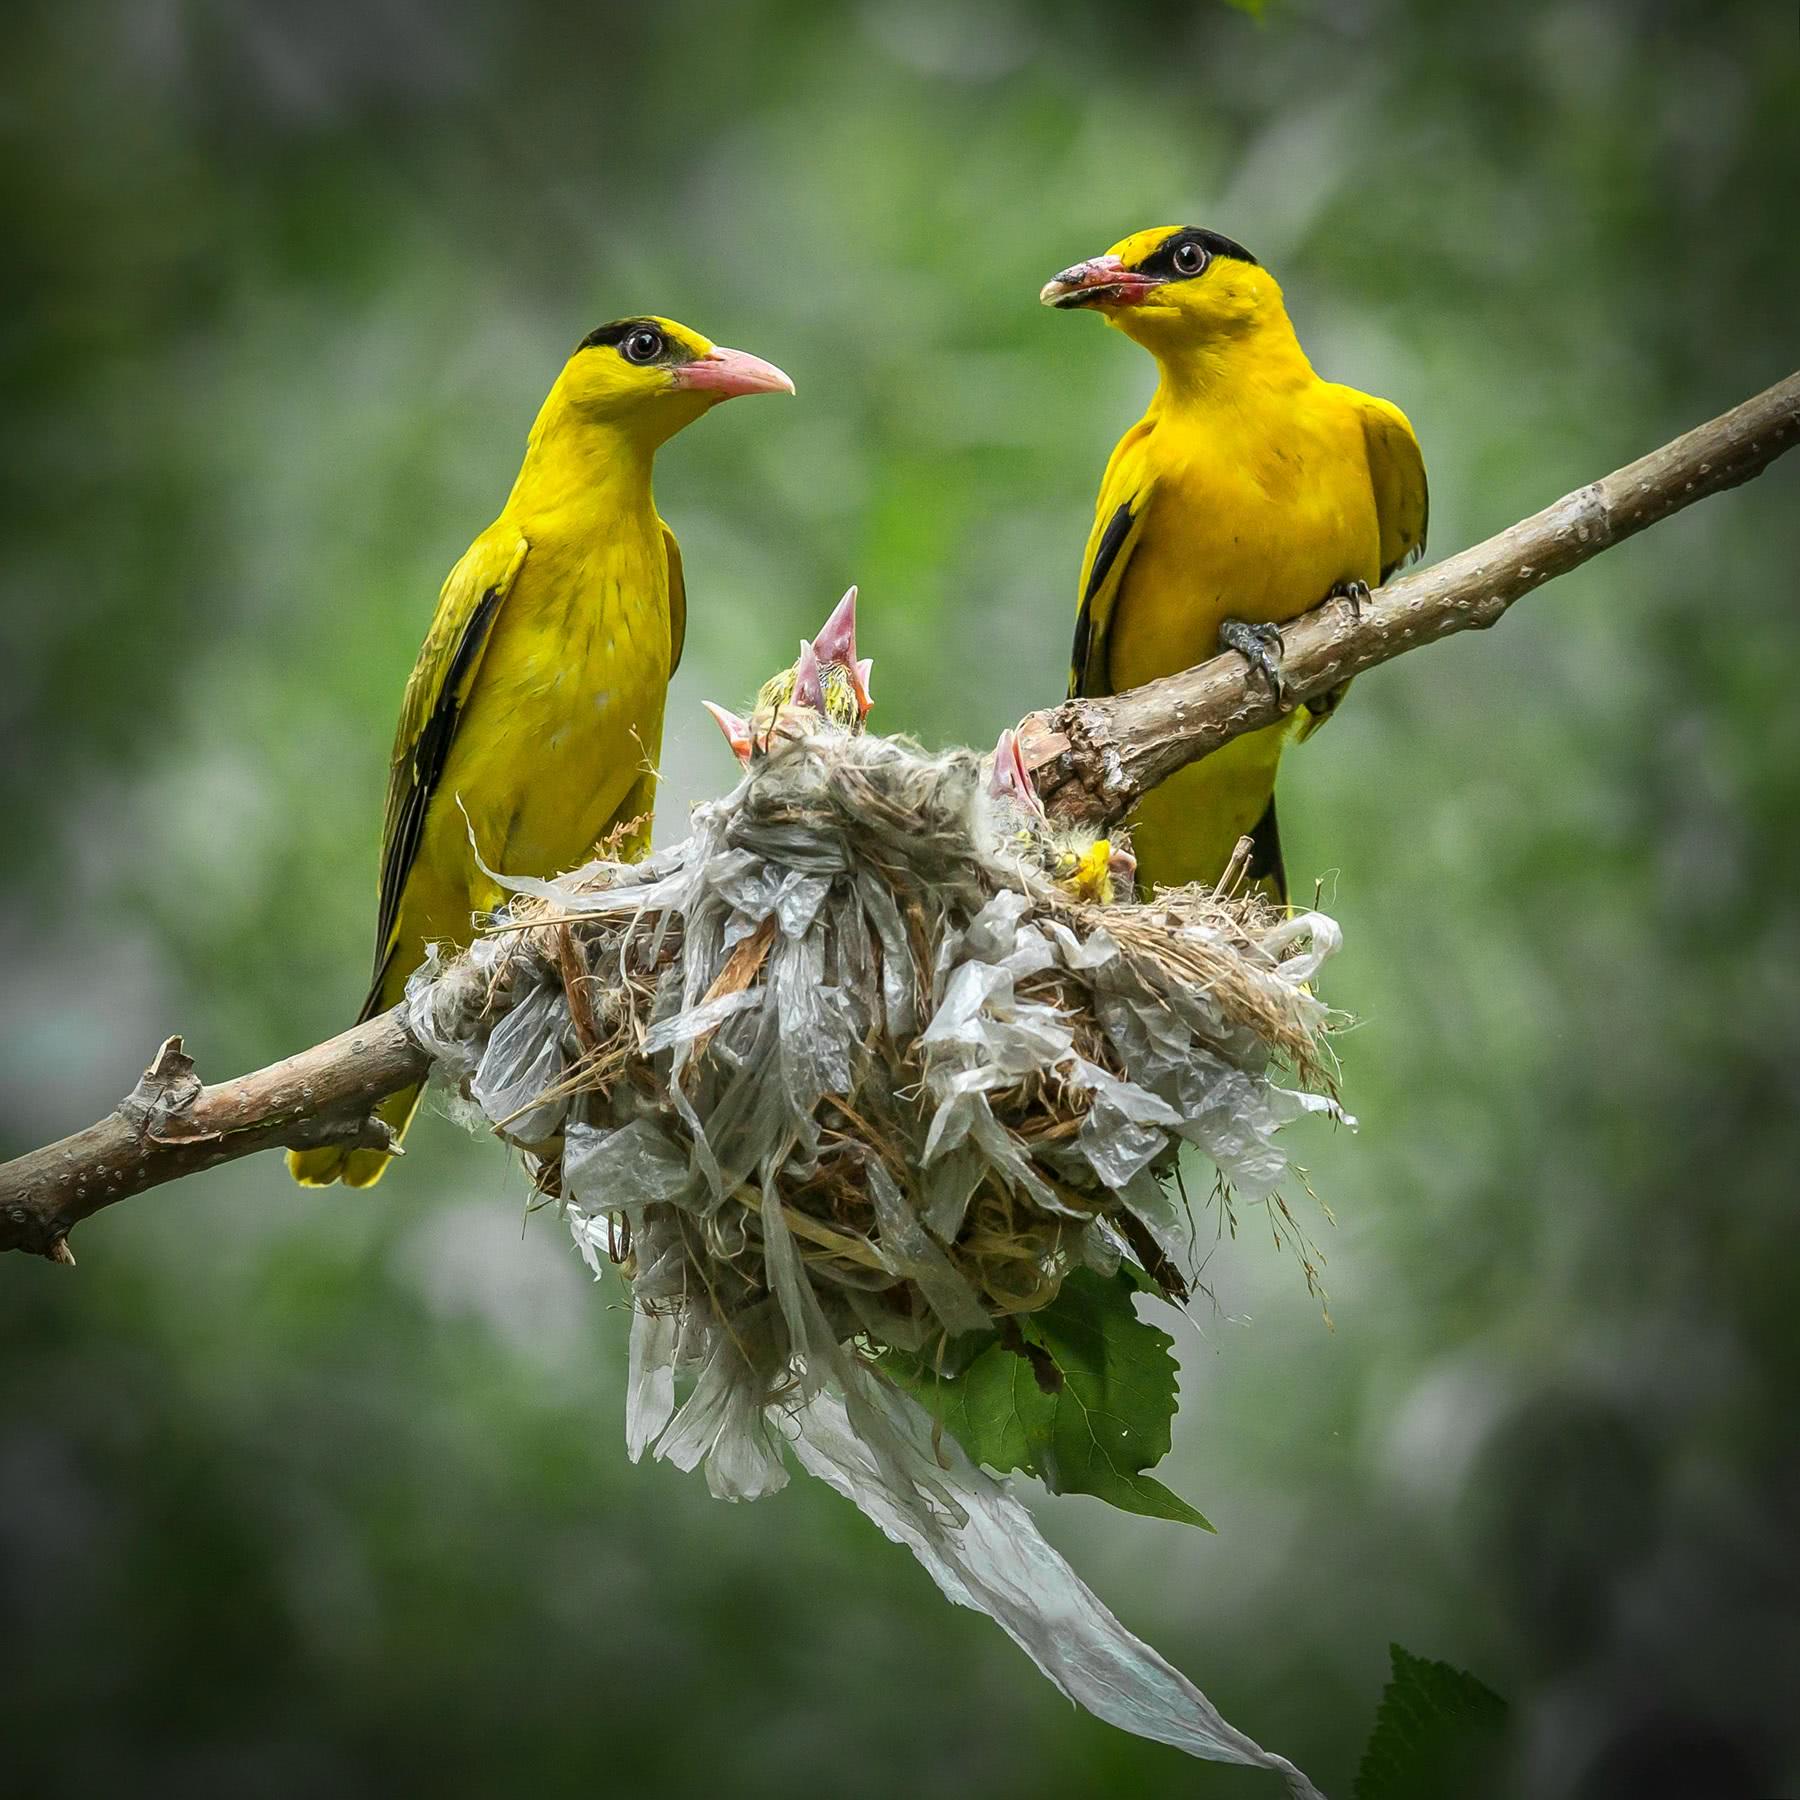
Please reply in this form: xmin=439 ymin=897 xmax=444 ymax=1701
xmin=0 ymin=1015 xmax=427 ymax=1261
xmin=3 ymin=370 xmax=1795 ymax=1262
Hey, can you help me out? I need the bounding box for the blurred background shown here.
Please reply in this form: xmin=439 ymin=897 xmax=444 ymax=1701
xmin=3 ymin=1 xmax=1797 ymax=1794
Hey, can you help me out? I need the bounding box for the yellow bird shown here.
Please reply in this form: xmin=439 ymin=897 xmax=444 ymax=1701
xmin=290 ymin=317 xmax=793 ymax=1187
xmin=1041 ymin=226 xmax=1427 ymax=902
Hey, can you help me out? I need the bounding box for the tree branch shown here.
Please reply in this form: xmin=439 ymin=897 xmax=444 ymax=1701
xmin=0 ymin=1014 xmax=427 ymax=1262
xmin=1021 ymin=369 xmax=1800 ymax=825
xmin=3 ymin=370 xmax=1794 ymax=1260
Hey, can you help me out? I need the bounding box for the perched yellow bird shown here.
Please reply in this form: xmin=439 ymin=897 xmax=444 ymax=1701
xmin=1042 ymin=226 xmax=1427 ymax=901
xmin=703 ymin=585 xmax=873 ymax=763
xmin=291 ymin=317 xmax=793 ymax=1186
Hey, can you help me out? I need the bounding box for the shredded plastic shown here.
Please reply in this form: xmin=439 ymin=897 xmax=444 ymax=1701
xmin=407 ymin=728 xmax=1341 ymax=1797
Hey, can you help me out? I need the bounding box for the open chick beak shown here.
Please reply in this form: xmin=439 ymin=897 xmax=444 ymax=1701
xmin=988 ymin=727 xmax=1046 ymax=816
xmin=1103 ymin=839 xmax=1136 ymax=898
xmin=811 ymin=585 xmax=875 ymax=720
xmin=1039 ymin=254 xmax=1160 ymax=310
xmin=791 ymin=639 xmax=826 ymax=715
xmin=702 ymin=701 xmax=756 ymax=765
xmin=674 ymin=345 xmax=796 ymax=398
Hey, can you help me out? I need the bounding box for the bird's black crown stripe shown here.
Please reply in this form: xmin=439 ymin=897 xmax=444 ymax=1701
xmin=1137 ymin=227 xmax=1259 ymax=280
xmin=575 ymin=318 xmax=698 ymax=362
xmin=577 ymin=318 xmax=654 ymax=351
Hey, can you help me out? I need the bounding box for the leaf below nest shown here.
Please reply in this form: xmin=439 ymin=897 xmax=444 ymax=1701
xmin=886 ymin=1267 xmax=1213 ymax=1529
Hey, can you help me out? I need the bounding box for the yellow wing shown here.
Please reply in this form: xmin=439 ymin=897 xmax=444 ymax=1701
xmin=662 ymin=524 xmax=686 ymax=674
xmin=1069 ymin=421 xmax=1154 ymax=698
xmin=362 ymin=528 xmax=530 ymax=1017
xmin=1341 ymin=388 xmax=1429 ymax=581
xmin=1295 ymin=392 xmax=1427 ymax=748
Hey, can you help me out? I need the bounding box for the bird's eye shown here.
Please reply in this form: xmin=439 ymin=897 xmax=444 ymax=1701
xmin=622 ymin=328 xmax=664 ymax=365
xmin=1172 ymin=241 xmax=1207 ymax=277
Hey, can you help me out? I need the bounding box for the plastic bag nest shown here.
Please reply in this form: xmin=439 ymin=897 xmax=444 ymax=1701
xmin=410 ymin=729 xmax=1341 ymax=1498
xmin=407 ymin=727 xmax=1337 ymax=1796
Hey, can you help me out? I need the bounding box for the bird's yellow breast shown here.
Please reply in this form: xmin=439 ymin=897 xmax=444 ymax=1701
xmin=1106 ymin=386 xmax=1379 ymax=694
xmin=441 ymin=516 xmax=671 ymax=880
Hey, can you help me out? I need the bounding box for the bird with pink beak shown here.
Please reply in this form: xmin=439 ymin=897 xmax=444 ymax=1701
xmin=703 ymin=587 xmax=874 ymax=766
xmin=807 ymin=585 xmax=875 ymax=722
xmin=556 ymin=316 xmax=793 ymax=439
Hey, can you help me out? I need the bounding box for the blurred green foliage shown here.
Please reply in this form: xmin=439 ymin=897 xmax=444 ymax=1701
xmin=3 ymin=2 xmax=1797 ymax=1796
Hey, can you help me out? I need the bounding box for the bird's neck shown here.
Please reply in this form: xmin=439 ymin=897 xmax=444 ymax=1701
xmin=504 ymin=399 xmax=657 ymax=528
xmin=1147 ymin=306 xmax=1317 ymax=415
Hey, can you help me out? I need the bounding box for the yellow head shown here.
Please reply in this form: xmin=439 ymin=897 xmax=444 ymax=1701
xmin=1039 ymin=226 xmax=1286 ymax=362
xmin=544 ymin=315 xmax=794 ymax=448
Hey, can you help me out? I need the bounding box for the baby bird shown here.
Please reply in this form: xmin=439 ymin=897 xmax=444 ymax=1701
xmin=987 ymin=727 xmax=1135 ymax=907
xmin=705 ymin=586 xmax=873 ymax=763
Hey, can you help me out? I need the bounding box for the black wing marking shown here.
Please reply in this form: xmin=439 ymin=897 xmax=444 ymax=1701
xmin=1245 ymin=793 xmax=1288 ymax=907
xmin=663 ymin=527 xmax=686 ymax=676
xmin=362 ymin=584 xmax=504 ymax=1017
xmin=1379 ymin=511 xmax=1429 ymax=585
xmin=1070 ymin=500 xmax=1135 ymax=698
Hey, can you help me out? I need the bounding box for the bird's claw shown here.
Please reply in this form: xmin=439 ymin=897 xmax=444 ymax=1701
xmin=1219 ymin=617 xmax=1291 ymax=707
xmin=1329 ymin=578 xmax=1372 ymax=622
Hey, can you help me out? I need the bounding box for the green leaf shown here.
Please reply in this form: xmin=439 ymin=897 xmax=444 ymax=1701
xmin=1354 ymin=1644 xmax=1509 ymax=1800
xmin=886 ymin=1269 xmax=1213 ymax=1529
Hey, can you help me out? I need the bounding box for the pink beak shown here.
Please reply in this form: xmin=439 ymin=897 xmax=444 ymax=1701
xmin=812 ymin=587 xmax=858 ymax=666
xmin=791 ymin=638 xmax=826 ymax=714
xmin=702 ymin=701 xmax=755 ymax=765
xmin=1039 ymin=254 xmax=1161 ymax=310
xmin=988 ymin=727 xmax=1045 ymax=816
xmin=810 ymin=586 xmax=874 ymax=719
xmin=674 ymin=345 xmax=795 ymax=398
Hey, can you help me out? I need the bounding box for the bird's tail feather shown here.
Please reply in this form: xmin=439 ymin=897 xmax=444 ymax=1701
xmin=285 ymin=1082 xmax=422 ymax=1188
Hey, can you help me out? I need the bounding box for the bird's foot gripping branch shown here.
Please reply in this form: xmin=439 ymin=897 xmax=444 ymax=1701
xmin=395 ymin=727 xmax=1339 ymax=1795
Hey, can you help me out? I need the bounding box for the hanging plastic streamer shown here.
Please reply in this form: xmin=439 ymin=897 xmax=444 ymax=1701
xmin=408 ymin=730 xmax=1340 ymax=1799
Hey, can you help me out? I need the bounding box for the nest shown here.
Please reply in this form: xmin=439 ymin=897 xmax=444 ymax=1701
xmin=409 ymin=729 xmax=1342 ymax=1501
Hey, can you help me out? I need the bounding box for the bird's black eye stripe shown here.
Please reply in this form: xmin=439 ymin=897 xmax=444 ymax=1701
xmin=1136 ymin=228 xmax=1259 ymax=282
xmin=575 ymin=317 xmax=694 ymax=364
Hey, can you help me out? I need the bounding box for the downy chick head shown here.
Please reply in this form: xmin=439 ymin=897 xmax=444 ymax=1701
xmin=985 ymin=727 xmax=1136 ymax=907
xmin=705 ymin=587 xmax=873 ymax=766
